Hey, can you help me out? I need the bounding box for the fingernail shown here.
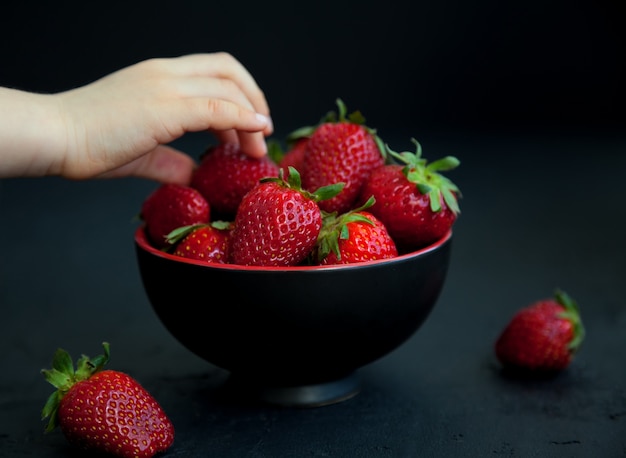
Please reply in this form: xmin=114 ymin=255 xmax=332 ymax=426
xmin=256 ymin=113 xmax=270 ymax=126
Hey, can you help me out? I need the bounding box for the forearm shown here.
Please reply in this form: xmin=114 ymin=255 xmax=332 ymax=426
xmin=0 ymin=87 xmax=65 ymax=178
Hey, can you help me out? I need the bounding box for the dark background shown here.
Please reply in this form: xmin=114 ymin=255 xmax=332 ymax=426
xmin=1 ymin=0 xmax=624 ymax=142
xmin=1 ymin=2 xmax=626 ymax=456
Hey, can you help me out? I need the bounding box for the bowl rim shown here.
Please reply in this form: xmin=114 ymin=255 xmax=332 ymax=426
xmin=134 ymin=225 xmax=452 ymax=272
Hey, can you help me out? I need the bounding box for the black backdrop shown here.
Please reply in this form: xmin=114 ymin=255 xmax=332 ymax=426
xmin=1 ymin=0 xmax=624 ymax=139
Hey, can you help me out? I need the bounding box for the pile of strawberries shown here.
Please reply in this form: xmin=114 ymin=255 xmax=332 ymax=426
xmin=139 ymin=99 xmax=462 ymax=267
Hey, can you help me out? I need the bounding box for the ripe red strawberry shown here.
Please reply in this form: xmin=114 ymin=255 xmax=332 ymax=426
xmin=314 ymin=198 xmax=398 ymax=265
xmin=41 ymin=342 xmax=174 ymax=458
xmin=190 ymin=142 xmax=280 ymax=220
xmin=230 ymin=167 xmax=343 ymax=267
xmin=299 ymin=99 xmax=385 ymax=214
xmin=358 ymin=138 xmax=461 ymax=253
xmin=166 ymin=221 xmax=233 ymax=263
xmin=495 ymin=290 xmax=585 ymax=373
xmin=278 ymin=137 xmax=308 ymax=177
xmin=141 ymin=183 xmax=210 ymax=249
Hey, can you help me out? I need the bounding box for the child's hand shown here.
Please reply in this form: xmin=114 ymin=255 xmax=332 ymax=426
xmin=0 ymin=53 xmax=273 ymax=184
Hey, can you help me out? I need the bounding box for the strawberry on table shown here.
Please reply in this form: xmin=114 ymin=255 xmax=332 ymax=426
xmin=190 ymin=142 xmax=280 ymax=220
xmin=41 ymin=342 xmax=174 ymax=458
xmin=495 ymin=289 xmax=585 ymax=374
xmin=166 ymin=221 xmax=233 ymax=264
xmin=141 ymin=183 xmax=210 ymax=249
xmin=358 ymin=138 xmax=461 ymax=253
xmin=298 ymin=98 xmax=386 ymax=214
xmin=229 ymin=167 xmax=344 ymax=267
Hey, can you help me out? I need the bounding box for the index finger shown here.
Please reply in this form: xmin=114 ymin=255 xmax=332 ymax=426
xmin=168 ymin=53 xmax=271 ymax=119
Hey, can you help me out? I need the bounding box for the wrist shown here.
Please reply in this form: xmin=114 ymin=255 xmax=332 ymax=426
xmin=0 ymin=87 xmax=66 ymax=178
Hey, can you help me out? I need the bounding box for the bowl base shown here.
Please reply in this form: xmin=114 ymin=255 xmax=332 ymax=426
xmin=224 ymin=372 xmax=361 ymax=407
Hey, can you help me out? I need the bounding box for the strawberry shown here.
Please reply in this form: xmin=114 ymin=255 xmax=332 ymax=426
xmin=141 ymin=183 xmax=210 ymax=249
xmin=229 ymin=167 xmax=344 ymax=267
xmin=166 ymin=221 xmax=233 ymax=263
xmin=298 ymin=98 xmax=386 ymax=214
xmin=278 ymin=137 xmax=308 ymax=177
xmin=267 ymin=136 xmax=309 ymax=177
xmin=190 ymin=142 xmax=280 ymax=220
xmin=314 ymin=197 xmax=398 ymax=265
xmin=358 ymin=138 xmax=461 ymax=253
xmin=41 ymin=342 xmax=174 ymax=458
xmin=495 ymin=289 xmax=585 ymax=373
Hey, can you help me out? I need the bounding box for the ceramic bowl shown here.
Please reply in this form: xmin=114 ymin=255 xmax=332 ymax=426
xmin=134 ymin=226 xmax=452 ymax=407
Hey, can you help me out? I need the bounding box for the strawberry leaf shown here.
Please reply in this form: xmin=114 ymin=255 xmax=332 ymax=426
xmin=41 ymin=391 xmax=62 ymax=432
xmin=287 ymin=125 xmax=316 ymax=140
xmin=387 ymin=138 xmax=461 ymax=215
xmin=427 ymin=156 xmax=461 ymax=173
xmin=165 ymin=225 xmax=203 ymax=246
xmin=442 ymin=187 xmax=461 ymax=214
xmin=266 ymin=138 xmax=285 ymax=164
xmin=41 ymin=342 xmax=112 ymax=433
xmin=262 ymin=167 xmax=345 ymax=203
xmin=314 ymin=203 xmax=377 ymax=263
xmin=314 ymin=182 xmax=345 ymax=202
xmin=51 ymin=347 xmax=74 ymax=374
xmin=555 ymin=289 xmax=585 ymax=351
xmin=285 ymin=165 xmax=302 ymax=188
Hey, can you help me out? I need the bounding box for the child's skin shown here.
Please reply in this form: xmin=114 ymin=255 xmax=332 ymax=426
xmin=0 ymin=52 xmax=273 ymax=185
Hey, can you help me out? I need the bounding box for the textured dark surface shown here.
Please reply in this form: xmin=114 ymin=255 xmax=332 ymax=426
xmin=1 ymin=131 xmax=625 ymax=457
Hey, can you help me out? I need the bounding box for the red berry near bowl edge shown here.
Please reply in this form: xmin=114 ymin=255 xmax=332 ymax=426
xmin=141 ymin=183 xmax=210 ymax=249
xmin=314 ymin=197 xmax=398 ymax=265
xmin=358 ymin=138 xmax=461 ymax=253
xmin=166 ymin=221 xmax=233 ymax=264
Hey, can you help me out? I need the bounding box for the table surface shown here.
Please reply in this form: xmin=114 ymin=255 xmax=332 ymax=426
xmin=1 ymin=130 xmax=625 ymax=458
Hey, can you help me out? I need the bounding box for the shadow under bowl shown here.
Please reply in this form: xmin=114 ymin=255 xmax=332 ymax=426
xmin=134 ymin=226 xmax=452 ymax=407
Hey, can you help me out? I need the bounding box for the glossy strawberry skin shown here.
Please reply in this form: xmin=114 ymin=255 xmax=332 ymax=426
xmin=57 ymin=370 xmax=174 ymax=458
xmin=302 ymin=122 xmax=384 ymax=214
xmin=229 ymin=181 xmax=323 ymax=267
xmin=190 ymin=142 xmax=280 ymax=220
xmin=318 ymin=211 xmax=398 ymax=265
xmin=359 ymin=164 xmax=457 ymax=252
xmin=278 ymin=137 xmax=308 ymax=177
xmin=495 ymin=292 xmax=584 ymax=373
xmin=141 ymin=184 xmax=210 ymax=249
xmin=173 ymin=224 xmax=232 ymax=263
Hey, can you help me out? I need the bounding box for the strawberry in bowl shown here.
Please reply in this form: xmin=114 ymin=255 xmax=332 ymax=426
xmin=134 ymin=102 xmax=461 ymax=407
xmin=134 ymin=224 xmax=452 ymax=407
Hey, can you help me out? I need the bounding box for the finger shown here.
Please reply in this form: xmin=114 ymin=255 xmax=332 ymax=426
xmin=235 ymin=131 xmax=269 ymax=158
xmin=98 ymin=145 xmax=196 ymax=184
xmin=164 ymin=98 xmax=270 ymax=140
xmin=172 ymin=76 xmax=258 ymax=113
xmin=170 ymin=77 xmax=274 ymax=139
xmin=211 ymin=130 xmax=268 ymax=158
xmin=213 ymin=129 xmax=239 ymax=145
xmin=170 ymin=53 xmax=271 ymax=117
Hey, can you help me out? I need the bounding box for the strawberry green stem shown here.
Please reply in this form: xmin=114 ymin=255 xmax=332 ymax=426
xmin=41 ymin=342 xmax=111 ymax=433
xmin=555 ymin=289 xmax=585 ymax=351
xmin=386 ymin=138 xmax=461 ymax=215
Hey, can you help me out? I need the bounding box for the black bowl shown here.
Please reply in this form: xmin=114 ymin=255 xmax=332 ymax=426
xmin=134 ymin=226 xmax=452 ymax=406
